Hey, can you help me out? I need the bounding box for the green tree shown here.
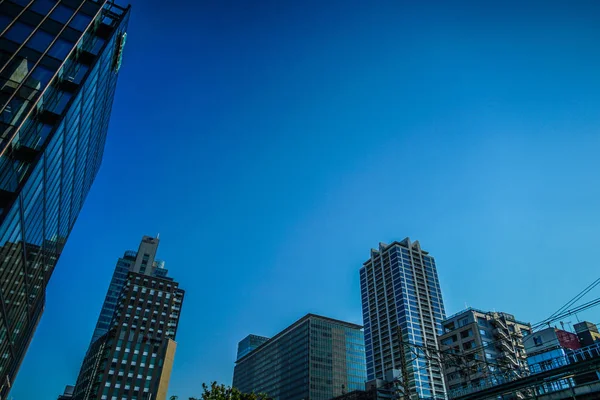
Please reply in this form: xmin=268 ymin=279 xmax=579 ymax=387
xmin=189 ymin=382 xmax=269 ymax=400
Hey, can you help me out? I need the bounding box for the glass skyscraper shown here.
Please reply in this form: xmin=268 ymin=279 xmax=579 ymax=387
xmin=0 ymin=1 xmax=129 ymax=397
xmin=73 ymin=236 xmax=184 ymax=400
xmin=233 ymin=314 xmax=367 ymax=400
xmin=360 ymin=238 xmax=447 ymax=399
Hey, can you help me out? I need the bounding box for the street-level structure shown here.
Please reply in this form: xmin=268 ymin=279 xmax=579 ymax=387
xmin=574 ymin=321 xmax=600 ymax=347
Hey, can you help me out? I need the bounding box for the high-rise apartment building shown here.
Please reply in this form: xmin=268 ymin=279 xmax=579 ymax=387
xmin=438 ymin=308 xmax=531 ymax=395
xmin=360 ymin=238 xmax=446 ymax=399
xmin=233 ymin=314 xmax=367 ymax=400
xmin=0 ymin=1 xmax=129 ymax=396
xmin=72 ymin=236 xmax=184 ymax=400
xmin=236 ymin=334 xmax=269 ymax=360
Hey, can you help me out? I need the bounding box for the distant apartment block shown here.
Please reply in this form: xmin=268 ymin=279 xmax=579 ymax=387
xmin=438 ymin=308 xmax=531 ymax=394
xmin=236 ymin=334 xmax=269 ymax=360
xmin=233 ymin=314 xmax=366 ymax=400
xmin=360 ymin=238 xmax=447 ymax=399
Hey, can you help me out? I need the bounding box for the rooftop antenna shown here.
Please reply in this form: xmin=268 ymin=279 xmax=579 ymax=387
xmin=157 ymin=232 xmax=160 ymax=239
xmin=565 ymin=320 xmax=573 ymax=332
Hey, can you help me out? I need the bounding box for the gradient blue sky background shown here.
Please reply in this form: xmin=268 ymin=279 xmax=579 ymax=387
xmin=9 ymin=0 xmax=600 ymax=398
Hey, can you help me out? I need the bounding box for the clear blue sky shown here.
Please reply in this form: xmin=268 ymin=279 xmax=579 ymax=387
xmin=10 ymin=0 xmax=600 ymax=398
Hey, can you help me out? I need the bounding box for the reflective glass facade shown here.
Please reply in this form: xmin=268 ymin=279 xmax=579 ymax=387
xmin=0 ymin=1 xmax=129 ymax=397
xmin=236 ymin=334 xmax=269 ymax=361
xmin=360 ymin=238 xmax=447 ymax=399
xmin=90 ymin=251 xmax=134 ymax=344
xmin=233 ymin=314 xmax=367 ymax=400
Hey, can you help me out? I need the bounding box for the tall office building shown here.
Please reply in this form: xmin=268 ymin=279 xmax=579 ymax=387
xmin=90 ymin=236 xmax=167 ymax=345
xmin=233 ymin=314 xmax=367 ymax=400
xmin=0 ymin=1 xmax=129 ymax=396
xmin=360 ymin=238 xmax=446 ymax=399
xmin=236 ymin=334 xmax=269 ymax=360
xmin=73 ymin=236 xmax=184 ymax=400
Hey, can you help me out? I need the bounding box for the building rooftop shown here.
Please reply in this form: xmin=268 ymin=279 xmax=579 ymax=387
xmin=364 ymin=237 xmax=430 ymax=264
xmin=443 ymin=307 xmax=531 ymax=327
xmin=235 ymin=313 xmax=363 ymax=364
xmin=574 ymin=321 xmax=599 ymax=334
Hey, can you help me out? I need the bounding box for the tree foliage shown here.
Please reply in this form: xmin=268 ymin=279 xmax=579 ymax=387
xmin=186 ymin=382 xmax=270 ymax=400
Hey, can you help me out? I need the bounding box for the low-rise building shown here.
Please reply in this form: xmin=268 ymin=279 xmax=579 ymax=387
xmin=574 ymin=321 xmax=600 ymax=347
xmin=571 ymin=322 xmax=600 ymax=385
xmin=524 ymin=327 xmax=581 ymax=370
xmin=523 ymin=326 xmax=581 ymax=393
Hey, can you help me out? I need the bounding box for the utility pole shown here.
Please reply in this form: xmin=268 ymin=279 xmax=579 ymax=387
xmin=397 ymin=326 xmax=412 ymax=399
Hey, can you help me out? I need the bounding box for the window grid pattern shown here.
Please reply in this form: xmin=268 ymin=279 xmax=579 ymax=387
xmin=74 ymin=272 xmax=184 ymax=400
xmin=0 ymin=1 xmax=129 ymax=397
xmin=0 ymin=0 xmax=106 ymax=154
xmin=237 ymin=334 xmax=270 ymax=361
xmin=91 ymin=256 xmax=133 ymax=344
xmin=438 ymin=309 xmax=531 ymax=393
xmin=233 ymin=315 xmax=366 ymax=400
xmin=360 ymin=240 xmax=447 ymax=399
xmin=309 ymin=318 xmax=367 ymax=400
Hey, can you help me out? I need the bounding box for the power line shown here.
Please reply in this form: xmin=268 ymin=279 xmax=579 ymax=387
xmin=388 ymin=280 xmax=600 ymax=398
xmin=532 ymin=296 xmax=600 ymax=331
xmin=402 ymin=320 xmax=586 ymax=391
xmin=429 ymin=304 xmax=600 ymax=373
xmin=535 ymin=277 xmax=600 ymax=328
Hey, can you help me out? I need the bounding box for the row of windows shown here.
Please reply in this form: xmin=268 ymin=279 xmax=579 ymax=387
xmin=0 ymin=2 xmax=124 ymax=384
